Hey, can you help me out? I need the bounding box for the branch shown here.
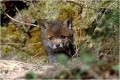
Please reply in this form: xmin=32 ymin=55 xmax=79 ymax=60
xmin=0 ymin=43 xmax=24 ymax=46
xmin=5 ymin=13 xmax=38 ymax=27
xmin=66 ymin=0 xmax=95 ymax=10
xmin=15 ymin=6 xmax=25 ymax=28
xmin=66 ymin=0 xmax=84 ymax=6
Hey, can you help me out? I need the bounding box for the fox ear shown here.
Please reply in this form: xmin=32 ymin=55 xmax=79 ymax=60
xmin=39 ymin=21 xmax=49 ymax=30
xmin=63 ymin=17 xmax=72 ymax=29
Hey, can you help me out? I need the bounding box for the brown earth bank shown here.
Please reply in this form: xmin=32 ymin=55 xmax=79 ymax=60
xmin=0 ymin=60 xmax=65 ymax=80
xmin=0 ymin=58 xmax=119 ymax=79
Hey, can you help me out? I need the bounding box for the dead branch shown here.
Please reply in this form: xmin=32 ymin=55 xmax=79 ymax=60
xmin=5 ymin=13 xmax=38 ymax=27
xmin=15 ymin=6 xmax=26 ymax=29
xmin=0 ymin=43 xmax=24 ymax=46
xmin=66 ymin=0 xmax=85 ymax=6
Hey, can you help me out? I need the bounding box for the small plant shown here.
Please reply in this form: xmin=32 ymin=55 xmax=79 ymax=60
xmin=25 ymin=71 xmax=36 ymax=80
xmin=56 ymin=54 xmax=69 ymax=65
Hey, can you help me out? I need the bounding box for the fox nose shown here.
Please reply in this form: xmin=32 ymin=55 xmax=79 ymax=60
xmin=56 ymin=44 xmax=60 ymax=48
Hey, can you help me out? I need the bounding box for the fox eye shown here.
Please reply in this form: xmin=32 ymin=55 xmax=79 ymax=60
xmin=61 ymin=35 xmax=67 ymax=39
xmin=48 ymin=36 xmax=53 ymax=40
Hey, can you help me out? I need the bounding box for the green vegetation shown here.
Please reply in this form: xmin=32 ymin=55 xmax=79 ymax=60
xmin=56 ymin=54 xmax=69 ymax=65
xmin=25 ymin=71 xmax=36 ymax=80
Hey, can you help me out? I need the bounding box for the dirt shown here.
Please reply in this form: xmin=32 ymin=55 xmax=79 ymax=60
xmin=0 ymin=60 xmax=63 ymax=79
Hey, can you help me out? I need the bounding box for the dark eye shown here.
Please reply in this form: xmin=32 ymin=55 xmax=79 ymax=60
xmin=61 ymin=35 xmax=67 ymax=39
xmin=48 ymin=36 xmax=53 ymax=40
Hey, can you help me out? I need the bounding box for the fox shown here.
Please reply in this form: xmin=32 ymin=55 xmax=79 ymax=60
xmin=39 ymin=17 xmax=75 ymax=63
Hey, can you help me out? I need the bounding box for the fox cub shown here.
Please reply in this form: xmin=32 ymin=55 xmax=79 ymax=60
xmin=40 ymin=18 xmax=75 ymax=62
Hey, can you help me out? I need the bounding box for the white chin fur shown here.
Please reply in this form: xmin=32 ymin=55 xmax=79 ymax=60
xmin=53 ymin=45 xmax=57 ymax=49
xmin=60 ymin=43 xmax=63 ymax=47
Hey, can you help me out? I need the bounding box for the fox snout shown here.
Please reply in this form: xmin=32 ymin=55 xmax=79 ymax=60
xmin=52 ymin=39 xmax=63 ymax=49
xmin=53 ymin=43 xmax=63 ymax=49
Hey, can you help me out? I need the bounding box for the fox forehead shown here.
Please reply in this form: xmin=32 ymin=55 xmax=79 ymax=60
xmin=45 ymin=21 xmax=70 ymax=38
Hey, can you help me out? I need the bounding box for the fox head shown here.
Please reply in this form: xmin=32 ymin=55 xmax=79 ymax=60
xmin=40 ymin=18 xmax=73 ymax=52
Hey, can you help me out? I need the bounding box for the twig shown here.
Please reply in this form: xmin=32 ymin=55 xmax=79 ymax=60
xmin=0 ymin=43 xmax=24 ymax=46
xmin=0 ymin=42 xmax=42 ymax=46
xmin=71 ymin=44 xmax=79 ymax=58
xmin=28 ymin=42 xmax=42 ymax=45
xmin=30 ymin=1 xmax=37 ymax=12
xmin=32 ymin=48 xmax=45 ymax=58
xmin=15 ymin=6 xmax=25 ymax=29
xmin=66 ymin=0 xmax=96 ymax=10
xmin=66 ymin=0 xmax=84 ymax=6
xmin=5 ymin=13 xmax=38 ymax=27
